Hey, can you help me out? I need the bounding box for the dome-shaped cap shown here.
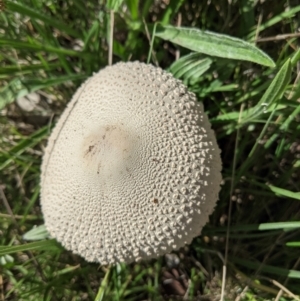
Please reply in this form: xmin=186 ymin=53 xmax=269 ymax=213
xmin=40 ymin=61 xmax=222 ymax=264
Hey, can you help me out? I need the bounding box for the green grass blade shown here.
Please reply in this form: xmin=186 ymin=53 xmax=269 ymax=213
xmin=286 ymin=242 xmax=300 ymax=247
xmin=264 ymin=99 xmax=300 ymax=149
xmin=83 ymin=20 xmax=100 ymax=51
xmin=206 ymin=221 xmax=300 ymax=233
xmin=247 ymin=5 xmax=300 ymax=41
xmin=21 ymin=186 xmax=40 ymax=225
xmin=125 ymin=0 xmax=139 ymax=20
xmin=0 ymin=74 xmax=85 ymax=110
xmin=209 ymin=231 xmax=284 ymax=239
xmin=239 ymin=0 xmax=255 ymax=36
xmin=0 ymin=78 xmax=24 ymax=109
xmin=0 ymin=126 xmax=48 ymax=171
xmin=0 ymin=38 xmax=82 ymax=56
xmin=55 ymin=265 xmax=80 ymax=276
xmin=0 ymin=62 xmax=60 ymax=75
xmin=0 ymin=240 xmax=60 ymax=256
xmin=141 ymin=0 xmax=153 ymax=18
xmin=247 ymin=180 xmax=300 ymax=201
xmin=161 ymin=0 xmax=185 ymax=25
xmin=291 ymin=48 xmax=300 ymax=66
xmin=6 ymin=1 xmax=82 ymax=38
xmin=106 ymin=0 xmax=123 ymax=10
xmin=267 ymin=185 xmax=300 ymax=201
xmin=155 ymin=24 xmax=275 ymax=67
xmin=231 ymin=257 xmax=300 ymax=279
xmin=22 ymin=74 xmax=86 ymax=91
xmin=94 ymin=267 xmax=111 ymax=301
xmin=244 ymin=59 xmax=291 ymax=122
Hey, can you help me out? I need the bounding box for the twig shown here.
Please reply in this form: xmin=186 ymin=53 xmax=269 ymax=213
xmin=221 ymin=104 xmax=244 ymax=301
xmin=0 ymin=184 xmax=18 ymax=227
xmin=257 ymin=276 xmax=300 ymax=301
xmin=254 ymin=232 xmax=285 ymax=277
xmin=232 ymin=265 xmax=289 ymax=297
xmin=256 ymin=32 xmax=300 ymax=42
xmin=0 ymin=0 xmax=5 ymax=12
xmin=200 ymin=248 xmax=225 ymax=265
xmin=143 ymin=19 xmax=158 ymax=66
xmin=0 ymin=273 xmax=4 ymax=301
xmin=274 ymin=257 xmax=300 ymax=301
xmin=254 ymin=10 xmax=263 ymax=43
xmin=108 ymin=10 xmax=114 ymax=66
xmin=0 ymin=213 xmax=38 ymax=220
xmin=191 ymin=255 xmax=209 ymax=277
xmin=235 ymin=285 xmax=249 ymax=301
xmin=175 ymin=13 xmax=182 ymax=61
xmin=221 ymin=0 xmax=232 ymax=32
xmin=183 ymin=279 xmax=191 ymax=300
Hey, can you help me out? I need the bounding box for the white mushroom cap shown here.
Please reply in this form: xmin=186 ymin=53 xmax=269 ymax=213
xmin=40 ymin=61 xmax=222 ymax=264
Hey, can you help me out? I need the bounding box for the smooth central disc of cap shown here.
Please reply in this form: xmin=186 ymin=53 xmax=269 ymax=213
xmin=81 ymin=124 xmax=136 ymax=181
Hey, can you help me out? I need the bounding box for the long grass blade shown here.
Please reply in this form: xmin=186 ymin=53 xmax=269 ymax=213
xmin=0 ymin=240 xmax=60 ymax=256
xmin=231 ymin=258 xmax=300 ymax=279
xmin=6 ymin=1 xmax=81 ymax=38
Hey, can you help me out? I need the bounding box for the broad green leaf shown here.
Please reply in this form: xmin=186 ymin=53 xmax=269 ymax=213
xmin=23 ymin=225 xmax=49 ymax=241
xmin=244 ymin=59 xmax=291 ymax=122
xmin=155 ymin=24 xmax=275 ymax=67
xmin=169 ymin=53 xmax=202 ymax=75
xmin=169 ymin=53 xmax=212 ymax=81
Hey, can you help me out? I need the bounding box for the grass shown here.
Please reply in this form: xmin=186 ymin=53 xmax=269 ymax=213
xmin=0 ymin=0 xmax=300 ymax=300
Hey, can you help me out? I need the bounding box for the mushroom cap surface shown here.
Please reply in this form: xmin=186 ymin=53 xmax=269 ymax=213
xmin=40 ymin=61 xmax=222 ymax=264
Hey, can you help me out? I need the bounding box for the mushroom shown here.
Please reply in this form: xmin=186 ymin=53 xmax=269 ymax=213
xmin=40 ymin=61 xmax=222 ymax=264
